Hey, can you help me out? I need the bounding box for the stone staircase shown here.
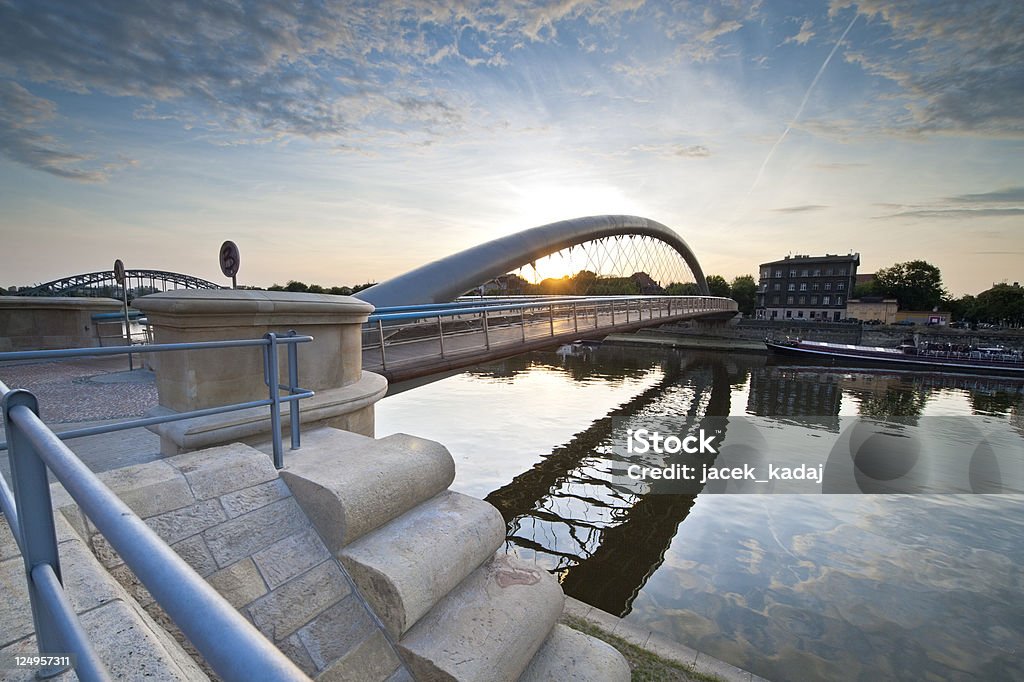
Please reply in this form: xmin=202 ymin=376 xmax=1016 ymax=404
xmin=281 ymin=427 xmax=630 ymax=681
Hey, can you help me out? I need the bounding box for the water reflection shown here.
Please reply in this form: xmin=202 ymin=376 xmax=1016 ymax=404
xmin=377 ymin=346 xmax=1024 ymax=681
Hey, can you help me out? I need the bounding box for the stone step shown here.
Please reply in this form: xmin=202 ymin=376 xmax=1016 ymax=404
xmin=280 ymin=427 xmax=455 ymax=553
xmin=397 ymin=553 xmax=564 ymax=682
xmin=338 ymin=490 xmax=507 ymax=639
xmin=518 ymin=624 xmax=631 ymax=682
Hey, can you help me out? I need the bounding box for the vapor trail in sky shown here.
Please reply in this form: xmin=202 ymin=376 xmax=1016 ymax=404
xmin=749 ymin=14 xmax=858 ymax=193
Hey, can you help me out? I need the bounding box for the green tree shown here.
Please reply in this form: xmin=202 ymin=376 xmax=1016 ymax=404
xmin=730 ymin=275 xmax=757 ymax=315
xmin=874 ymin=261 xmax=947 ymax=311
xmin=283 ymin=280 xmax=309 ymax=292
xmin=665 ymin=282 xmax=700 ymax=295
xmin=705 ymin=275 xmax=732 ymax=298
xmin=976 ymin=283 xmax=1024 ymax=325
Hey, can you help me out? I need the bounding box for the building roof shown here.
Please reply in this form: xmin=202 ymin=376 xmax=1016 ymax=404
xmin=760 ymin=253 xmax=860 ymax=268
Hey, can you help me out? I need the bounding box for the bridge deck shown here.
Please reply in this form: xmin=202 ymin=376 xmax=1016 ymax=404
xmin=362 ymin=297 xmax=736 ymax=383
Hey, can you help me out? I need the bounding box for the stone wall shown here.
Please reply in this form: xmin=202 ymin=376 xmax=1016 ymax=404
xmin=0 ymin=297 xmax=123 ymax=351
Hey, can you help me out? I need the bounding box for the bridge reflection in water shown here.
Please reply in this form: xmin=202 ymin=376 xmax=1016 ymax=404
xmin=481 ymin=348 xmax=743 ymax=617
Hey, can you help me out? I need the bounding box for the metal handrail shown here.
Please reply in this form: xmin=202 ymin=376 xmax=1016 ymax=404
xmin=0 ymin=333 xmax=317 ymax=680
xmin=362 ymin=295 xmax=738 ymax=369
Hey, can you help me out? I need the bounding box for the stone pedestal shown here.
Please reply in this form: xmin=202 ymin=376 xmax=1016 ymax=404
xmin=132 ymin=290 xmax=387 ymax=455
xmin=0 ymin=297 xmax=123 ymax=351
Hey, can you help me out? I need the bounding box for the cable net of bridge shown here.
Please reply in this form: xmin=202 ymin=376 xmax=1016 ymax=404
xmin=500 ymin=234 xmax=699 ymax=296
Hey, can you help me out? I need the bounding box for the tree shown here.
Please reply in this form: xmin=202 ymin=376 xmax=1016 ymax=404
xmin=665 ymin=282 xmax=700 ymax=295
xmin=873 ymin=261 xmax=947 ymax=311
xmin=705 ymin=275 xmax=732 ymax=298
xmin=975 ymin=283 xmax=1024 ymax=326
xmin=730 ymin=275 xmax=757 ymax=315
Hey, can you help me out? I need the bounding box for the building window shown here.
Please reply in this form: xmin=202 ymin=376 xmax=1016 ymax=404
xmin=839 ymin=268 xmax=847 ymax=275
xmin=837 ymin=281 xmax=846 ymax=290
xmin=772 ymin=295 xmax=780 ymax=304
xmin=771 ymin=310 xmax=778 ymax=319
xmin=823 ymin=295 xmax=831 ymax=305
xmin=813 ymin=269 xmax=821 ymax=276
xmin=774 ymin=283 xmax=781 ymax=291
xmin=797 ymin=311 xmax=804 ymax=318
xmin=824 ymin=282 xmax=832 ymax=290
xmin=788 ymin=283 xmax=795 ymax=291
xmin=801 ymin=269 xmax=809 ymax=277
xmin=786 ymin=310 xmax=792 ymax=318
xmin=775 ymin=270 xmax=782 ymax=278
xmin=798 ymin=296 xmax=806 ymax=304
xmin=789 ymin=270 xmax=797 ymax=277
xmin=810 ymin=311 xmax=816 ymax=318
xmin=799 ymin=283 xmax=807 ymax=291
xmin=787 ymin=296 xmax=794 ymax=304
xmin=837 ymin=296 xmax=843 ymax=306
xmin=812 ymin=283 xmax=820 ymax=291
xmin=811 ymin=296 xmax=818 ymax=304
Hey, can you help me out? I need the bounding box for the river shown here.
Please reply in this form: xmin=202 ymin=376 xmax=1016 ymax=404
xmin=375 ymin=344 xmax=1024 ymax=681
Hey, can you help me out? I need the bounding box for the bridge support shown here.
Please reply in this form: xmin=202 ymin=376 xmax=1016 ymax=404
xmin=0 ymin=297 xmax=123 ymax=351
xmin=133 ymin=290 xmax=387 ymax=455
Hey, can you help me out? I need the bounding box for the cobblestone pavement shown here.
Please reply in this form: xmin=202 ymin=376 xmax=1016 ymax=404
xmin=1 ymin=357 xmax=162 ymax=477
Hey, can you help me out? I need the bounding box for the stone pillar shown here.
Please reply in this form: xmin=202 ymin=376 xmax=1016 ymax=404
xmin=132 ymin=290 xmax=387 ymax=455
xmin=0 ymin=297 xmax=123 ymax=351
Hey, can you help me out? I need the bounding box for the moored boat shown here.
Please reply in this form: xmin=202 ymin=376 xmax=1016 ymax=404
xmin=765 ymin=337 xmax=1024 ymax=377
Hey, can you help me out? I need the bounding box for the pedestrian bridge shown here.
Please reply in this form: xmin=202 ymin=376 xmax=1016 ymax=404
xmin=355 ymin=214 xmax=736 ymax=381
xmin=362 ymin=295 xmax=736 ymax=382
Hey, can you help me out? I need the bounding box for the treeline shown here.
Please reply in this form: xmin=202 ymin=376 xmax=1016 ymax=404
xmin=853 ymin=260 xmax=1024 ymax=326
xmin=509 ymin=271 xmax=758 ymax=315
xmin=258 ymin=280 xmax=377 ymax=295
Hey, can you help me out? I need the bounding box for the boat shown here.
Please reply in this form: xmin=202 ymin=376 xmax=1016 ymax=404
xmin=765 ymin=336 xmax=1024 ymax=377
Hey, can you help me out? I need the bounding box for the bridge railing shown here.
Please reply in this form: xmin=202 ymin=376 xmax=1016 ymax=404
xmin=362 ymin=295 xmax=736 ymax=371
xmin=0 ymin=334 xmax=315 ymax=680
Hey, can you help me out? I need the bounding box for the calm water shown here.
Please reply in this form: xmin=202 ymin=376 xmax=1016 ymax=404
xmin=376 ymin=346 xmax=1024 ymax=682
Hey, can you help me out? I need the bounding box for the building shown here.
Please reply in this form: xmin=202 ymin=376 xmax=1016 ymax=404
xmin=847 ymin=296 xmax=898 ymax=324
xmin=756 ymin=253 xmax=859 ymax=321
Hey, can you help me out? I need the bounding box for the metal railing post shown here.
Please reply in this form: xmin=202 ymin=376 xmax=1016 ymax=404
xmin=437 ymin=316 xmax=446 ymax=357
xmin=549 ymin=305 xmax=555 ymax=336
xmin=611 ymin=302 xmax=616 ymax=326
xmin=286 ymin=331 xmax=300 ymax=451
xmin=377 ymin=319 xmax=387 ymax=371
xmin=2 ymin=389 xmax=74 ymax=678
xmin=626 ymin=301 xmax=630 ymax=323
xmin=521 ymin=308 xmax=527 ymax=342
xmin=482 ymin=311 xmax=491 ymax=350
xmin=573 ymin=302 xmax=579 ymax=333
xmin=263 ymin=333 xmax=284 ymax=469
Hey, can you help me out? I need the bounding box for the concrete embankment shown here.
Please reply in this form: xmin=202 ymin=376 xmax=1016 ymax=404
xmin=606 ymin=320 xmax=1024 ymax=353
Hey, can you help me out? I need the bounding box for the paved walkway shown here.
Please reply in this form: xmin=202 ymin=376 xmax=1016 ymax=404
xmin=0 ymin=356 xmax=162 ymax=482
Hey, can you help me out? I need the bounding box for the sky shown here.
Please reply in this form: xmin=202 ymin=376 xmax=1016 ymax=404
xmin=1 ymin=0 xmax=1022 ymax=297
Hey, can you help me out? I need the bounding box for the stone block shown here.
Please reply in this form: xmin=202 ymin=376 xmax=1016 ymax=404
xmin=0 ymin=556 xmax=33 ymax=646
xmin=90 ymin=532 xmax=123 ymax=569
xmin=58 ymin=538 xmax=125 ymax=612
xmin=398 ymin=553 xmax=565 ymax=682
xmin=93 ymin=459 xmax=194 ymax=519
xmin=281 ymin=429 xmax=455 ymax=552
xmin=207 ymin=558 xmax=268 ymax=608
xmin=338 ymin=491 xmax=506 ymax=638
xmin=109 ymin=563 xmax=155 ymax=608
xmin=247 ymin=560 xmax=351 ymax=642
xmin=296 ymin=593 xmax=377 ymax=670
xmin=252 ymin=527 xmax=331 ymax=590
xmin=145 ymin=498 xmax=227 ymax=546
xmin=170 ymin=535 xmax=219 ymax=578
xmin=170 ymin=443 xmax=278 ymax=500
xmin=202 ymin=497 xmax=308 ymax=568
xmin=518 ymin=624 xmax=630 ymax=682
xmin=0 ymin=517 xmax=20 ymax=562
xmin=220 ymin=478 xmax=291 ymax=518
xmin=316 ymin=631 xmax=401 ymax=682
xmin=278 ymin=632 xmax=318 ymax=677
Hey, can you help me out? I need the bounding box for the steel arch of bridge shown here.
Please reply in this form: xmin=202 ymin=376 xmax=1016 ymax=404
xmin=17 ymin=269 xmax=224 ymax=297
xmin=355 ymin=215 xmax=710 ymax=307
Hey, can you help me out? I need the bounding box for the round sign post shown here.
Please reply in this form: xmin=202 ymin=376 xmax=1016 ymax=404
xmin=219 ymin=241 xmax=240 ymax=289
xmin=114 ymin=259 xmax=133 ymax=370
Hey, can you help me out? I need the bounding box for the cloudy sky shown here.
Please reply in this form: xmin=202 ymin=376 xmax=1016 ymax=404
xmin=1 ymin=0 xmax=1022 ymax=296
